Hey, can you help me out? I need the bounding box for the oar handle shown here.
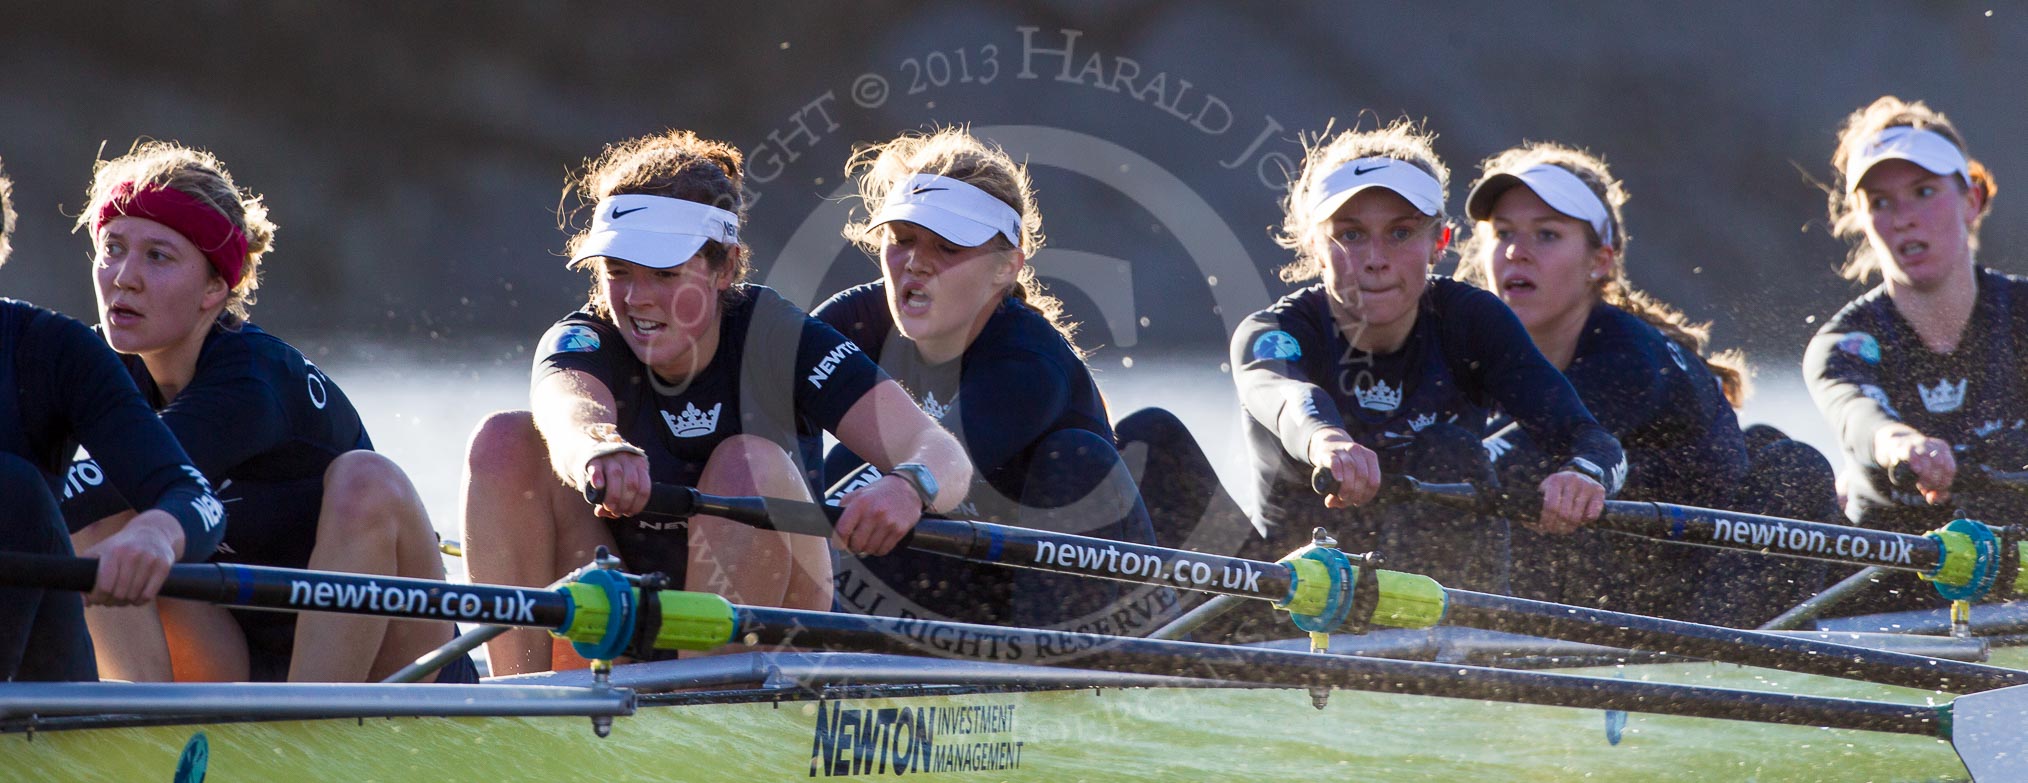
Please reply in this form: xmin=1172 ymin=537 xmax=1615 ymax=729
xmin=0 ymin=551 xmax=101 ymax=593
xmin=0 ymin=551 xmax=245 ymax=604
xmin=1889 ymin=461 xmax=2028 ymax=495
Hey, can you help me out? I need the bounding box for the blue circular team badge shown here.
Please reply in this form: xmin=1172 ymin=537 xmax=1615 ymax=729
xmin=1252 ymin=330 xmax=1302 ymax=361
xmin=1836 ymin=332 xmax=1881 ymax=364
xmin=550 ymin=324 xmax=602 ymax=354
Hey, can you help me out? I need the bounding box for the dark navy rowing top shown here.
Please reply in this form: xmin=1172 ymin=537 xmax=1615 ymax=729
xmin=1233 ymin=277 xmax=1624 ymax=510
xmin=813 ymin=281 xmax=1113 ymax=505
xmin=1805 ymin=267 xmax=2028 ymax=529
xmin=1487 ymin=303 xmax=1745 ymax=508
xmin=535 ymin=284 xmax=887 ymax=575
xmin=59 ymin=321 xmax=369 ymax=559
xmin=2 ymin=299 xmax=220 ymax=558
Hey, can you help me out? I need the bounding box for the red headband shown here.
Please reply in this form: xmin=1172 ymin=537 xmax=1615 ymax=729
xmin=94 ymin=181 xmax=248 ymax=287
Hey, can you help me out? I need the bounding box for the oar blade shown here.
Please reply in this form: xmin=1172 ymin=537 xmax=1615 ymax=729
xmin=1953 ymin=683 xmax=2028 ymax=781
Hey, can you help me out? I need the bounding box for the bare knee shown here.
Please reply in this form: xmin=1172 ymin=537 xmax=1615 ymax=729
xmin=320 ymin=450 xmax=423 ymax=543
xmin=701 ymin=435 xmax=806 ymax=499
xmin=465 ymin=410 xmax=548 ymax=484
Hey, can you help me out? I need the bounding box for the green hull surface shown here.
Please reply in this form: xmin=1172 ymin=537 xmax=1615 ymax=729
xmin=7 ymin=650 xmax=2008 ymax=783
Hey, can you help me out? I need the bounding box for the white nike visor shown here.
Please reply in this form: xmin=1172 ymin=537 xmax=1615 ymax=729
xmin=1466 ymin=164 xmax=1615 ymax=246
xmin=570 ymin=194 xmax=740 ymax=269
xmin=1308 ymin=157 xmax=1445 ymax=220
xmin=867 ymin=173 xmax=1022 ymax=248
xmin=1845 ymin=126 xmax=1971 ymax=193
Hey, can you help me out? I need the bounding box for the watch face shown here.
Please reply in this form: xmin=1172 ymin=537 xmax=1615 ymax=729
xmin=895 ymin=463 xmax=936 ymax=506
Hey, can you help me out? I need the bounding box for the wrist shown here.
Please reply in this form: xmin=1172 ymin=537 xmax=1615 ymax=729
xmin=1307 ymin=428 xmax=1351 ymax=465
xmin=885 ymin=462 xmax=939 ymax=511
xmin=125 ymin=511 xmax=186 ymax=560
xmin=1873 ymin=426 xmax=1919 ymax=465
xmin=579 ymin=424 xmax=646 ymax=474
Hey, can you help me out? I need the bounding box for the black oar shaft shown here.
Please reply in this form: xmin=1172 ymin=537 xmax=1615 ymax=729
xmin=0 ymin=553 xmax=573 ymax=630
xmin=630 ymin=486 xmax=1300 ymax=603
xmin=1441 ymin=589 xmax=2026 ymax=694
xmin=911 ymin=518 xmax=1293 ymax=602
xmin=1404 ymin=479 xmax=1944 ymax=574
xmin=1600 ymin=501 xmax=1938 ymax=572
xmin=734 ymin=606 xmax=1945 ymax=736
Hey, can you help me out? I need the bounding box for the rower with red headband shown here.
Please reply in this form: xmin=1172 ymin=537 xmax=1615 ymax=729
xmin=0 ymin=157 xmax=222 ymax=682
xmin=60 ymin=141 xmax=473 ymax=684
xmin=1228 ymin=120 xmax=1624 ymax=622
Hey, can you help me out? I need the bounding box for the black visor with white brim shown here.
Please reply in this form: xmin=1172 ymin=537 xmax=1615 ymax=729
xmin=867 ymin=173 xmax=1022 ymax=248
xmin=1307 ymin=157 xmax=1445 ymax=221
xmin=569 ymin=194 xmax=740 ymax=269
xmin=1465 ymin=164 xmax=1615 ymax=246
xmin=1845 ymin=126 xmax=1971 ymax=193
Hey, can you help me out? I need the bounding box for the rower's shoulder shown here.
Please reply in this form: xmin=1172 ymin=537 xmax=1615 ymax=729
xmin=811 ymin=281 xmax=891 ymax=345
xmin=4 ymin=298 xmax=117 ymax=351
xmin=201 ymin=321 xmax=297 ymax=364
xmin=1251 ymin=284 xmax=1329 ymax=323
xmin=815 ymin=280 xmax=885 ymax=311
xmin=1425 ymin=275 xmax=1506 ymax=312
xmin=1817 ymin=284 xmax=1895 ymax=335
xmin=1575 ymin=305 xmax=1705 ymax=380
xmin=974 ymin=298 xmax=1083 ymax=368
xmin=1977 ymin=266 xmax=2028 ymax=298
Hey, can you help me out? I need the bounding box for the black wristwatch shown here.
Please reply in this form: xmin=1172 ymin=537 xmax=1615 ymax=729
xmin=887 ymin=462 xmax=939 ymax=511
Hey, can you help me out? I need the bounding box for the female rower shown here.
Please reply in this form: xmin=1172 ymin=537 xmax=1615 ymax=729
xmin=1231 ymin=120 xmax=1624 ymax=599
xmin=1460 ymin=142 xmax=1831 ymax=625
xmin=0 ymin=158 xmax=223 ymax=682
xmin=61 ymin=142 xmax=470 ymax=683
xmin=462 ymin=130 xmax=970 ymax=674
xmin=813 ymin=128 xmax=1164 ymax=631
xmin=1805 ymin=97 xmax=2025 ymax=612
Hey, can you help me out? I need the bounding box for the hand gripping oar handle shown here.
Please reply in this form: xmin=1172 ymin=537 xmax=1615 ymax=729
xmin=1890 ymin=461 xmax=2028 ymax=495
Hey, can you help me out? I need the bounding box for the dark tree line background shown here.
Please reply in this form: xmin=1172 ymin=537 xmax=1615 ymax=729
xmin=3 ymin=1 xmax=2022 ymax=377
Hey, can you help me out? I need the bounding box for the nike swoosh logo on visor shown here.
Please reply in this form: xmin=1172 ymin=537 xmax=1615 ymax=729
xmin=909 ymin=186 xmax=949 ymax=195
xmin=611 ymin=206 xmax=649 ymax=219
xmin=1352 ymin=164 xmax=1388 ymax=176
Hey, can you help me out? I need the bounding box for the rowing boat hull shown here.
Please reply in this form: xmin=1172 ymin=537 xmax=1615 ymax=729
xmin=6 ymin=650 xmax=2004 ymax=783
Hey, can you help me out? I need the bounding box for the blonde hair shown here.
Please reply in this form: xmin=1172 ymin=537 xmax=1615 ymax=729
xmin=1460 ymin=142 xmax=1748 ymax=407
xmin=76 ymin=141 xmax=275 ymax=322
xmin=1274 ymin=118 xmax=1451 ymax=283
xmin=563 ymin=129 xmax=751 ymax=318
xmin=0 ymin=160 xmax=14 ymax=269
xmin=1827 ymin=96 xmax=1998 ymax=282
xmin=843 ymin=127 xmax=1082 ymax=354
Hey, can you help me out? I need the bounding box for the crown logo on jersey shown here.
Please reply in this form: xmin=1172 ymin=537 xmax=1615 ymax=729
xmin=662 ymin=402 xmax=722 ymax=438
xmin=1356 ymin=379 xmax=1402 ymax=412
xmin=1407 ymin=412 xmax=1438 ymax=432
xmin=1919 ymin=378 xmax=1967 ymax=414
xmin=919 ymin=390 xmax=952 ymax=421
